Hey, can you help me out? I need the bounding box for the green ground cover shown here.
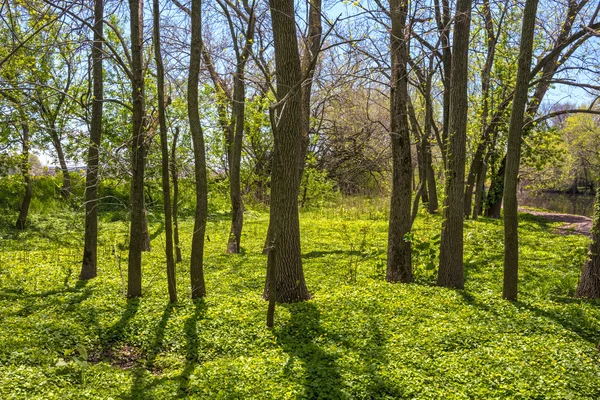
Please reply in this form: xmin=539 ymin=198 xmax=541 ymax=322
xmin=0 ymin=199 xmax=599 ymax=399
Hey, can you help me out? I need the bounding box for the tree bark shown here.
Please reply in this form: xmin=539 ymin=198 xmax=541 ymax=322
xmin=502 ymin=0 xmax=539 ymax=301
xmin=153 ymin=0 xmax=177 ymax=303
xmin=433 ymin=0 xmax=452 ymax=165
xmin=171 ymin=126 xmax=182 ymax=263
xmin=188 ymin=0 xmax=208 ymax=299
xmin=81 ymin=0 xmax=104 ymax=280
xmin=225 ymin=4 xmax=255 ymax=254
xmin=387 ymin=0 xmax=413 ymax=284
xmin=464 ymin=0 xmax=496 ymax=218
xmin=296 ymin=0 xmax=322 ymax=180
xmin=127 ymin=0 xmax=146 ymax=299
xmin=263 ymin=0 xmax=311 ymax=307
xmin=437 ymin=0 xmax=472 ymax=289
xmin=577 ymin=183 xmax=600 ymax=298
xmin=15 ymin=118 xmax=32 ymax=231
xmin=49 ymin=126 xmax=71 ymax=198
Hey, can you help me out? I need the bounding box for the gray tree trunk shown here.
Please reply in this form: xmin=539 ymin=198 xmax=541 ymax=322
xmin=437 ymin=0 xmax=472 ymax=289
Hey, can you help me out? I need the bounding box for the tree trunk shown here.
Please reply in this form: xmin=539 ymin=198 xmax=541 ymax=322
xmin=577 ymin=184 xmax=600 ymax=298
xmin=188 ymin=0 xmax=207 ymax=299
xmin=263 ymin=0 xmax=311 ymax=308
xmin=463 ymin=0 xmax=496 ymax=218
xmin=437 ymin=0 xmax=472 ymax=289
xmin=80 ymin=0 xmax=104 ymax=280
xmin=49 ymin=126 xmax=71 ymax=198
xmin=15 ymin=119 xmax=32 ymax=231
xmin=127 ymin=0 xmax=146 ymax=299
xmin=296 ymin=0 xmax=322 ymax=183
xmin=424 ymin=65 xmax=438 ymax=213
xmin=171 ymin=126 xmax=182 ymax=263
xmin=153 ymin=0 xmax=177 ymax=303
xmin=433 ymin=0 xmax=452 ymax=166
xmin=386 ymin=0 xmax=413 ymax=284
xmin=485 ymin=157 xmax=504 ymax=218
xmin=226 ymin=7 xmax=255 ymax=254
xmin=472 ymin=158 xmax=487 ymax=219
xmin=502 ymin=0 xmax=539 ymax=301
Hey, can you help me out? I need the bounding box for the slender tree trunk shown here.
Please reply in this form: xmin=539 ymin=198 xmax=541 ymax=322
xmin=153 ymin=0 xmax=177 ymax=303
xmin=49 ymin=126 xmax=71 ymax=198
xmin=485 ymin=157 xmax=505 ymax=218
xmin=188 ymin=0 xmax=207 ymax=299
xmin=15 ymin=119 xmax=32 ymax=231
xmin=386 ymin=0 xmax=413 ymax=283
xmin=503 ymin=0 xmax=539 ymax=301
xmin=433 ymin=0 xmax=452 ymax=165
xmin=464 ymin=0 xmax=496 ymax=218
xmin=424 ymin=67 xmax=438 ymax=213
xmin=171 ymin=127 xmax=182 ymax=263
xmin=226 ymin=76 xmax=245 ymax=254
xmin=127 ymin=0 xmax=146 ymax=299
xmin=296 ymin=0 xmax=322 ymax=181
xmin=472 ymin=158 xmax=487 ymax=219
xmin=437 ymin=0 xmax=472 ymax=289
xmin=80 ymin=0 xmax=104 ymax=280
xmin=577 ymin=183 xmax=600 ymax=298
xmin=263 ymin=0 xmax=311 ymax=313
xmin=226 ymin=8 xmax=255 ymax=254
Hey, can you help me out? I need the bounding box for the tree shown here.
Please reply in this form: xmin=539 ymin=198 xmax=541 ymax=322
xmin=188 ymin=0 xmax=208 ymax=299
xmin=127 ymin=0 xmax=147 ymax=298
xmin=437 ymin=0 xmax=472 ymax=289
xmin=502 ymin=0 xmax=539 ymax=301
xmin=386 ymin=0 xmax=413 ymax=283
xmin=80 ymin=0 xmax=104 ymax=280
xmin=265 ymin=0 xmax=311 ymax=327
xmin=153 ymin=0 xmax=177 ymax=303
xmin=577 ymin=185 xmax=600 ymax=298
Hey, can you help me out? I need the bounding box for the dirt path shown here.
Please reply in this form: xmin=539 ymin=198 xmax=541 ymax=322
xmin=519 ymin=207 xmax=592 ymax=237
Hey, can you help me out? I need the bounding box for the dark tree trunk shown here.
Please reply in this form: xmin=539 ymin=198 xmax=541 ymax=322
xmin=49 ymin=126 xmax=71 ymax=198
xmin=153 ymin=0 xmax=177 ymax=303
xmin=226 ymin=6 xmax=255 ymax=254
xmin=464 ymin=0 xmax=496 ymax=218
xmin=264 ymin=0 xmax=311 ymax=320
xmin=472 ymin=158 xmax=487 ymax=219
xmin=296 ymin=0 xmax=322 ymax=181
xmin=171 ymin=127 xmax=182 ymax=263
xmin=424 ymin=63 xmax=438 ymax=213
xmin=188 ymin=0 xmax=207 ymax=299
xmin=127 ymin=0 xmax=146 ymax=299
xmin=577 ymin=184 xmax=600 ymax=298
xmin=437 ymin=0 xmax=472 ymax=289
xmin=386 ymin=0 xmax=413 ymax=284
xmin=15 ymin=119 xmax=32 ymax=231
xmin=502 ymin=0 xmax=539 ymax=301
xmin=80 ymin=0 xmax=104 ymax=280
xmin=433 ymin=0 xmax=452 ymax=166
xmin=485 ymin=157 xmax=505 ymax=218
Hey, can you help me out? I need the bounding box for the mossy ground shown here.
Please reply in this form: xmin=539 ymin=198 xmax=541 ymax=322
xmin=0 ymin=198 xmax=599 ymax=399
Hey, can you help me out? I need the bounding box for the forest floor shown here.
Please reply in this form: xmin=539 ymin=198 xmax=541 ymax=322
xmin=519 ymin=207 xmax=593 ymax=237
xmin=0 ymin=199 xmax=599 ymax=399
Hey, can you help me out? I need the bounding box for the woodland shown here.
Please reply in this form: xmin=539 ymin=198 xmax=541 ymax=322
xmin=0 ymin=0 xmax=600 ymax=398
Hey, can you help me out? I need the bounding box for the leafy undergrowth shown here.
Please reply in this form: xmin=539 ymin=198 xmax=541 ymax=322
xmin=0 ymin=199 xmax=599 ymax=399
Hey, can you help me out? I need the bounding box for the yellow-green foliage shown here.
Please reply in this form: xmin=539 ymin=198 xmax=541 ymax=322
xmin=0 ymin=200 xmax=598 ymax=399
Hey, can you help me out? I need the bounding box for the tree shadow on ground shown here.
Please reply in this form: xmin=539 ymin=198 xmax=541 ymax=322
xmin=514 ymin=300 xmax=599 ymax=346
xmin=4 ymin=280 xmax=91 ymax=317
xmin=178 ymin=299 xmax=207 ymax=397
xmin=303 ymin=249 xmax=362 ymax=259
xmin=99 ymin=298 xmax=141 ymax=356
xmin=127 ymin=303 xmax=175 ymax=399
xmin=275 ymin=302 xmax=343 ymax=399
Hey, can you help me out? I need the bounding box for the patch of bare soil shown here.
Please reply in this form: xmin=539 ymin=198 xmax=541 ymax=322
xmin=519 ymin=207 xmax=592 ymax=237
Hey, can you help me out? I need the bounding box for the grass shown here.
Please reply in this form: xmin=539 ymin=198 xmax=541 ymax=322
xmin=0 ymin=198 xmax=599 ymax=399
